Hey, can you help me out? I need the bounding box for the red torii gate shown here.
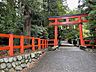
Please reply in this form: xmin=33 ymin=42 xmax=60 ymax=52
xmin=48 ymin=14 xmax=88 ymax=47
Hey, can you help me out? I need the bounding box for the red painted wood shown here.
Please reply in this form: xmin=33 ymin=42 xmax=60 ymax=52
xmin=42 ymin=40 xmax=44 ymax=49
xmin=32 ymin=37 xmax=35 ymax=51
xmin=9 ymin=34 xmax=14 ymax=56
xmin=13 ymin=35 xmax=21 ymax=38
xmin=38 ymin=38 xmax=41 ymax=50
xmin=49 ymin=14 xmax=88 ymax=26
xmin=49 ymin=14 xmax=89 ymax=47
xmin=20 ymin=36 xmax=24 ymax=53
xmin=24 ymin=45 xmax=32 ymax=48
xmin=0 ymin=33 xmax=48 ymax=57
xmin=79 ymin=23 xmax=84 ymax=46
xmin=54 ymin=26 xmax=58 ymax=46
xmin=0 ymin=46 xmax=9 ymax=50
xmin=0 ymin=34 xmax=10 ymax=38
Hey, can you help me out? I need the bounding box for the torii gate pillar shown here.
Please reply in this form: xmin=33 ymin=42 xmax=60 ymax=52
xmin=79 ymin=23 xmax=84 ymax=46
xmin=54 ymin=26 xmax=58 ymax=46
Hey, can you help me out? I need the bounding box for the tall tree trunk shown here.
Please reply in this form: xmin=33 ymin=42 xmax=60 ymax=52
xmin=24 ymin=5 xmax=32 ymax=44
xmin=24 ymin=5 xmax=31 ymax=36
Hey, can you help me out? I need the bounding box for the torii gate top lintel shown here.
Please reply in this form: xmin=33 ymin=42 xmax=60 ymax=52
xmin=49 ymin=14 xmax=88 ymax=26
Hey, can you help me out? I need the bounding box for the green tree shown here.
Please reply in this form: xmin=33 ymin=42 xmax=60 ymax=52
xmin=79 ymin=0 xmax=96 ymax=44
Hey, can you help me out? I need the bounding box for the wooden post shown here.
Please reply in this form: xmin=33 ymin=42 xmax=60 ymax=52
xmin=45 ymin=40 xmax=46 ymax=48
xmin=44 ymin=40 xmax=45 ymax=48
xmin=46 ymin=40 xmax=47 ymax=48
xmin=47 ymin=40 xmax=48 ymax=47
xmin=43 ymin=39 xmax=45 ymax=48
xmin=38 ymin=38 xmax=41 ymax=50
xmin=54 ymin=26 xmax=58 ymax=46
xmin=20 ymin=36 xmax=24 ymax=53
xmin=32 ymin=37 xmax=35 ymax=51
xmin=9 ymin=34 xmax=13 ymax=56
xmin=46 ymin=40 xmax=48 ymax=47
xmin=43 ymin=40 xmax=45 ymax=48
xmin=41 ymin=40 xmax=42 ymax=49
xmin=79 ymin=23 xmax=84 ymax=46
xmin=42 ymin=40 xmax=44 ymax=48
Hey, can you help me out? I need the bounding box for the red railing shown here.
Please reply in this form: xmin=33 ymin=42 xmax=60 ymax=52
xmin=48 ymin=39 xmax=55 ymax=46
xmin=48 ymin=39 xmax=95 ymax=47
xmin=0 ymin=34 xmax=48 ymax=56
xmin=84 ymin=40 xmax=91 ymax=46
xmin=84 ymin=40 xmax=95 ymax=47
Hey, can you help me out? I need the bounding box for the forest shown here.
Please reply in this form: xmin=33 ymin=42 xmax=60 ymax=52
xmin=0 ymin=0 xmax=96 ymax=45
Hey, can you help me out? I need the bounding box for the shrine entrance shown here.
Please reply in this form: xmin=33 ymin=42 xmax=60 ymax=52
xmin=48 ymin=14 xmax=88 ymax=47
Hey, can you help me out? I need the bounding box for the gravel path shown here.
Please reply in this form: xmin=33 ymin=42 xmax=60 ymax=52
xmin=30 ymin=46 xmax=96 ymax=72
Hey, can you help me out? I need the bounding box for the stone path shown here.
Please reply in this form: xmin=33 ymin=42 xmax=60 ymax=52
xmin=29 ymin=41 xmax=96 ymax=72
xmin=61 ymin=41 xmax=74 ymax=46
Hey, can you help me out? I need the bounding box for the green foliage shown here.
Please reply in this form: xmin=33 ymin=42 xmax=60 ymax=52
xmin=0 ymin=0 xmax=77 ymax=40
xmin=0 ymin=0 xmax=49 ymax=35
xmin=65 ymin=26 xmax=79 ymax=39
xmin=47 ymin=26 xmax=54 ymax=39
xmin=0 ymin=1 xmax=23 ymax=34
xmin=31 ymin=25 xmax=48 ymax=39
xmin=79 ymin=0 xmax=96 ymax=44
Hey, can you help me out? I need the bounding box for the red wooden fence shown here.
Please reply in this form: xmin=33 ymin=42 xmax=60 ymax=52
xmin=0 ymin=33 xmax=94 ymax=57
xmin=0 ymin=34 xmax=48 ymax=56
xmin=84 ymin=40 xmax=95 ymax=48
xmin=47 ymin=39 xmax=94 ymax=47
xmin=48 ymin=39 xmax=55 ymax=46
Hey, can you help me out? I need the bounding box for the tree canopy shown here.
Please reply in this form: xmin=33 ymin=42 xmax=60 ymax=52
xmin=79 ymin=0 xmax=96 ymax=44
xmin=0 ymin=0 xmax=69 ymax=38
xmin=0 ymin=0 xmax=95 ymax=44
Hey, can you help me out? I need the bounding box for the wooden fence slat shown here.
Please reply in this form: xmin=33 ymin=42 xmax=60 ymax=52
xmin=0 ymin=46 xmax=9 ymax=50
xmin=38 ymin=38 xmax=41 ymax=50
xmin=24 ymin=45 xmax=32 ymax=48
xmin=13 ymin=46 xmax=21 ymax=48
xmin=20 ymin=36 xmax=24 ymax=53
xmin=32 ymin=37 xmax=35 ymax=51
xmin=9 ymin=34 xmax=14 ymax=56
xmin=0 ymin=34 xmax=10 ymax=38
